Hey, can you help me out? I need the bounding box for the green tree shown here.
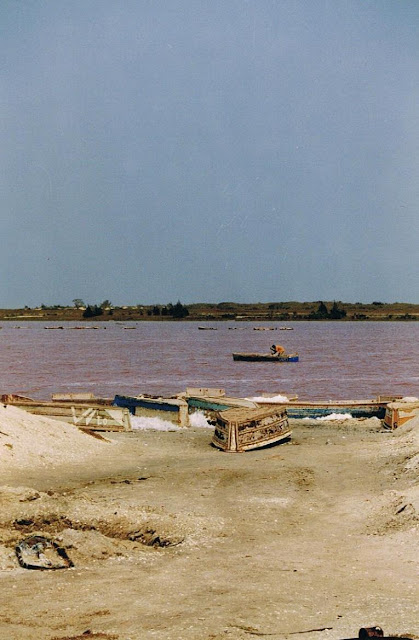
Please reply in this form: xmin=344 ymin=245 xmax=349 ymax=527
xmin=82 ymin=305 xmax=104 ymax=318
xmin=329 ymin=301 xmax=347 ymax=319
xmin=315 ymin=301 xmax=329 ymax=319
xmin=172 ymin=300 xmax=189 ymax=318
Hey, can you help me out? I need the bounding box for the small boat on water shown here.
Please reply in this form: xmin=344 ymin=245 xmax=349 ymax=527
xmin=198 ymin=326 xmax=217 ymax=330
xmin=211 ymin=406 xmax=291 ymax=452
xmin=232 ymin=352 xmax=299 ymax=362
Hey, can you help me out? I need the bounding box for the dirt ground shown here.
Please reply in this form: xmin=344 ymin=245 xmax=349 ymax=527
xmin=0 ymin=415 xmax=418 ymax=640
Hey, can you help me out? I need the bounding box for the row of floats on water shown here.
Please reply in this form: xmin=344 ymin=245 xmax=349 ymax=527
xmin=3 ymin=389 xmax=417 ymax=453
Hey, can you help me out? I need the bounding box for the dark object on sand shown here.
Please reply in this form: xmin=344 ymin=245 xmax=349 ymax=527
xmin=359 ymin=628 xmax=384 ymax=639
xmin=340 ymin=628 xmax=411 ymax=640
xmin=15 ymin=535 xmax=73 ymax=570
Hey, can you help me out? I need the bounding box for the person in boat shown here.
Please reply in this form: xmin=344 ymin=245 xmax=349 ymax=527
xmin=270 ymin=344 xmax=285 ymax=357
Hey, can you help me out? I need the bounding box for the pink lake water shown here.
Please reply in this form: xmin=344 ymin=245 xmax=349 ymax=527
xmin=0 ymin=321 xmax=417 ymax=401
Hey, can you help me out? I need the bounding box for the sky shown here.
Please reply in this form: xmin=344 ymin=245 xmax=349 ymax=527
xmin=1 ymin=0 xmax=418 ymax=307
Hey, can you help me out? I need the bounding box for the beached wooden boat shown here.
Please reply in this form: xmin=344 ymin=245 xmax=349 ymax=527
xmin=1 ymin=395 xmax=131 ymax=431
xmin=281 ymin=400 xmax=384 ymax=419
xmin=256 ymin=396 xmax=404 ymax=420
xmin=113 ymin=388 xmax=256 ymax=425
xmin=232 ymin=352 xmax=299 ymax=362
xmin=383 ymin=399 xmax=419 ymax=429
xmin=183 ymin=389 xmax=400 ymax=421
xmin=113 ymin=394 xmax=189 ymax=426
xmin=211 ymin=406 xmax=291 ymax=452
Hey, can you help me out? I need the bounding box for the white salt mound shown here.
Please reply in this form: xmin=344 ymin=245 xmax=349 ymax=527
xmin=316 ymin=413 xmax=353 ymax=421
xmin=246 ymin=394 xmax=290 ymax=403
xmin=188 ymin=411 xmax=212 ymax=428
xmin=302 ymin=413 xmax=353 ymax=422
xmin=131 ymin=416 xmax=181 ymax=431
xmin=130 ymin=411 xmax=212 ymax=430
xmin=0 ymin=405 xmax=109 ymax=469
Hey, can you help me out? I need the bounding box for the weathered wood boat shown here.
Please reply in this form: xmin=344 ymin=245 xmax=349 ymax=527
xmin=183 ymin=389 xmax=400 ymax=421
xmin=256 ymin=395 xmax=403 ymax=420
xmin=383 ymin=399 xmax=419 ymax=429
xmin=211 ymin=406 xmax=291 ymax=452
xmin=113 ymin=394 xmax=189 ymax=426
xmin=282 ymin=400 xmax=384 ymax=419
xmin=1 ymin=394 xmax=131 ymax=431
xmin=113 ymin=388 xmax=256 ymax=425
xmin=232 ymin=352 xmax=299 ymax=362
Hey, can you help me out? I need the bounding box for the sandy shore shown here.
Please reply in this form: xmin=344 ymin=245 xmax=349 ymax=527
xmin=0 ymin=406 xmax=418 ymax=640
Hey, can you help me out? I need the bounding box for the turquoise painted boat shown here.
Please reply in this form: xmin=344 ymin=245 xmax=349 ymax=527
xmin=185 ymin=393 xmax=391 ymax=420
xmin=284 ymin=401 xmax=385 ymax=419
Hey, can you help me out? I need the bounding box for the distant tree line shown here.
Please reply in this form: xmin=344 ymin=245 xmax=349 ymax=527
xmin=72 ymin=299 xmax=190 ymax=319
xmin=146 ymin=301 xmax=189 ymax=318
xmin=16 ymin=299 xmax=417 ymax=322
xmin=78 ymin=299 xmax=112 ymax=318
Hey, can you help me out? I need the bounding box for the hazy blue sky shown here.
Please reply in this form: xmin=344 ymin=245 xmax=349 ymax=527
xmin=1 ymin=0 xmax=418 ymax=306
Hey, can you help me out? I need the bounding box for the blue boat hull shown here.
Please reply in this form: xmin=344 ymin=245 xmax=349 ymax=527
xmin=113 ymin=394 xmax=179 ymax=414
